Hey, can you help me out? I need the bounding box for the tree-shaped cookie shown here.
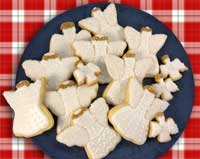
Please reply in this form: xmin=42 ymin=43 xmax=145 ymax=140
xmin=109 ymin=77 xmax=169 ymax=145
xmin=3 ymin=78 xmax=54 ymax=137
xmin=22 ymin=53 xmax=79 ymax=90
xmin=78 ymin=3 xmax=124 ymax=40
xmin=160 ymin=55 xmax=188 ymax=81
xmin=149 ymin=112 xmax=179 ymax=143
xmin=103 ymin=53 xmax=153 ymax=105
xmin=124 ymin=26 xmax=167 ymax=77
xmin=45 ymin=80 xmax=98 ymax=133
xmin=50 ymin=22 xmax=91 ymax=57
xmin=152 ymin=74 xmax=179 ymax=101
xmin=72 ymin=35 xmax=127 ymax=83
xmin=73 ymin=61 xmax=101 ymax=85
xmin=56 ymin=98 xmax=121 ymax=159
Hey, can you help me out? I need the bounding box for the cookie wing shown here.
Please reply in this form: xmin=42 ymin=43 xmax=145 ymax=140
xmin=60 ymin=56 xmax=80 ymax=80
xmin=103 ymin=3 xmax=117 ymax=26
xmin=149 ymin=34 xmax=167 ymax=55
xmin=89 ymin=98 xmax=109 ymax=126
xmin=45 ymin=91 xmax=65 ymax=116
xmin=56 ymin=125 xmax=89 ymax=147
xmin=50 ymin=34 xmax=71 ymax=57
xmin=75 ymin=30 xmax=91 ymax=40
xmin=73 ymin=41 xmax=95 ymax=63
xmin=124 ymin=26 xmax=141 ymax=51
xmin=146 ymin=98 xmax=169 ymax=120
xmin=22 ymin=60 xmax=45 ymax=81
xmin=105 ymin=54 xmax=125 ymax=81
xmin=78 ymin=17 xmax=100 ymax=35
xmin=107 ymin=41 xmax=127 ymax=56
xmin=103 ymin=80 xmax=127 ymax=105
xmin=134 ymin=58 xmax=153 ymax=82
xmin=56 ymin=83 xmax=80 ymax=133
xmin=77 ymin=84 xmax=98 ymax=108
xmin=3 ymin=91 xmax=16 ymax=109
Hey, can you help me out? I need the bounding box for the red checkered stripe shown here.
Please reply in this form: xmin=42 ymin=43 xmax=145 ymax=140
xmin=0 ymin=0 xmax=200 ymax=159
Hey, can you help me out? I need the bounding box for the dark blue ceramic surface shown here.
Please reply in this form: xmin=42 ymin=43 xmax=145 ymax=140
xmin=15 ymin=3 xmax=194 ymax=159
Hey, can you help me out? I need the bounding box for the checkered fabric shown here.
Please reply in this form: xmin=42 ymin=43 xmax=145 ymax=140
xmin=0 ymin=0 xmax=199 ymax=158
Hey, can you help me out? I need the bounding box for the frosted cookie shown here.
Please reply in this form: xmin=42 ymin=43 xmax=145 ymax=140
xmin=149 ymin=112 xmax=179 ymax=143
xmin=3 ymin=78 xmax=54 ymax=138
xmin=73 ymin=61 xmax=101 ymax=85
xmin=50 ymin=22 xmax=91 ymax=57
xmin=109 ymin=77 xmax=169 ymax=145
xmin=78 ymin=3 xmax=124 ymax=40
xmin=45 ymin=80 xmax=98 ymax=133
xmin=73 ymin=35 xmax=126 ymax=83
xmin=160 ymin=55 xmax=188 ymax=81
xmin=22 ymin=53 xmax=79 ymax=90
xmin=103 ymin=53 xmax=153 ymax=105
xmin=124 ymin=26 xmax=167 ymax=77
xmin=152 ymin=74 xmax=179 ymax=101
xmin=57 ymin=98 xmax=121 ymax=159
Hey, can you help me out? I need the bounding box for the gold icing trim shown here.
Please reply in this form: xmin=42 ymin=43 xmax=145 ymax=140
xmin=42 ymin=53 xmax=60 ymax=60
xmin=60 ymin=22 xmax=75 ymax=30
xmin=91 ymin=7 xmax=101 ymax=16
xmin=161 ymin=54 xmax=169 ymax=62
xmin=71 ymin=108 xmax=87 ymax=120
xmin=144 ymin=85 xmax=156 ymax=95
xmin=155 ymin=112 xmax=164 ymax=121
xmin=154 ymin=74 xmax=163 ymax=82
xmin=16 ymin=80 xmax=30 ymax=89
xmin=92 ymin=36 xmax=108 ymax=41
xmin=123 ymin=53 xmax=135 ymax=58
xmin=58 ymin=81 xmax=76 ymax=89
xmin=141 ymin=27 xmax=152 ymax=32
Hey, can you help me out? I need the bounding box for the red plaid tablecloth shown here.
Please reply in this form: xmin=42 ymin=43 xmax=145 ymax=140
xmin=0 ymin=0 xmax=199 ymax=159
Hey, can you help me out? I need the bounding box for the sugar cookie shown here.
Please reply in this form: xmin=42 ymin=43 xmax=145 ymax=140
xmin=3 ymin=78 xmax=54 ymax=137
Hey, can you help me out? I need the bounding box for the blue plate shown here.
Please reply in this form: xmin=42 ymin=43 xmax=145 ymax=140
xmin=16 ymin=3 xmax=194 ymax=159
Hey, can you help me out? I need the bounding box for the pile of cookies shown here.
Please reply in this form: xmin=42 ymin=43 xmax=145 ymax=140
xmin=3 ymin=3 xmax=189 ymax=159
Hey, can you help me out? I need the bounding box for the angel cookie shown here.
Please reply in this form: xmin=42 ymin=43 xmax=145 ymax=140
xmin=103 ymin=53 xmax=153 ymax=105
xmin=152 ymin=74 xmax=179 ymax=101
xmin=78 ymin=3 xmax=124 ymax=40
xmin=22 ymin=53 xmax=79 ymax=90
xmin=124 ymin=26 xmax=167 ymax=77
xmin=149 ymin=112 xmax=179 ymax=143
xmin=3 ymin=78 xmax=54 ymax=137
xmin=57 ymin=98 xmax=121 ymax=159
xmin=109 ymin=77 xmax=169 ymax=145
xmin=50 ymin=22 xmax=91 ymax=57
xmin=73 ymin=35 xmax=126 ymax=83
xmin=45 ymin=80 xmax=98 ymax=133
xmin=73 ymin=61 xmax=101 ymax=85
xmin=160 ymin=55 xmax=188 ymax=81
